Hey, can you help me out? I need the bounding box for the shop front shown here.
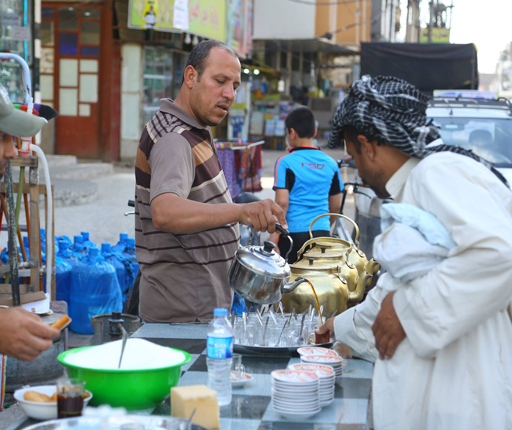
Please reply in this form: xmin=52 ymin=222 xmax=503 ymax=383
xmin=39 ymin=1 xmax=119 ymax=160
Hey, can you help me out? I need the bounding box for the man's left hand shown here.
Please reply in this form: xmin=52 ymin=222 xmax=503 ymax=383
xmin=372 ymin=291 xmax=406 ymax=360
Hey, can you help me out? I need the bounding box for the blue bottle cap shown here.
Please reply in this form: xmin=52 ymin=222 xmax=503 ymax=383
xmin=73 ymin=235 xmax=83 ymax=243
xmin=58 ymin=240 xmax=69 ymax=251
xmin=213 ymin=308 xmax=228 ymax=317
xmin=101 ymin=243 xmax=110 ymax=252
xmin=127 ymin=238 xmax=135 ymax=246
xmin=120 ymin=233 xmax=128 ymax=240
xmin=81 ymin=231 xmax=90 ymax=240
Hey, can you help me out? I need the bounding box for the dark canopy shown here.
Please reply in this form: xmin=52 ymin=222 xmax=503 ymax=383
xmin=360 ymin=42 xmax=478 ymax=94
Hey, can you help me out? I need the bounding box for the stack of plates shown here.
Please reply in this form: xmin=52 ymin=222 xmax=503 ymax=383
xmin=288 ymin=363 xmax=335 ymax=407
xmin=300 ymin=354 xmax=343 ymax=380
xmin=271 ymin=370 xmax=321 ymax=420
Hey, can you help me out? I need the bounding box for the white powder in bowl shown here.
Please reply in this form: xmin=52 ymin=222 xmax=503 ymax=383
xmin=64 ymin=339 xmax=187 ymax=370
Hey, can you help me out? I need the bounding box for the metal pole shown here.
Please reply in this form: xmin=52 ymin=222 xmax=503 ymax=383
xmin=6 ymin=161 xmax=20 ymax=306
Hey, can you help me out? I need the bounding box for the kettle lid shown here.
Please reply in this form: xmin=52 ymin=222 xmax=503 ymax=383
xmin=235 ymin=241 xmax=291 ymax=279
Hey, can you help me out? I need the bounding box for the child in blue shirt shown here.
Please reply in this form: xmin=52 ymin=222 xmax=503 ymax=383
xmin=270 ymin=107 xmax=343 ymax=262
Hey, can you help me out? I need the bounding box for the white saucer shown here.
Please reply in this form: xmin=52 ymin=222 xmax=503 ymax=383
xmin=273 ymin=406 xmax=322 ymax=420
xmin=230 ymin=372 xmax=253 ymax=388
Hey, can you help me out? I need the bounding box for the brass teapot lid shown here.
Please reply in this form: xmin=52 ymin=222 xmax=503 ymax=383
xmin=305 ymin=246 xmax=345 ymax=259
xmin=291 ymin=257 xmax=335 ymax=273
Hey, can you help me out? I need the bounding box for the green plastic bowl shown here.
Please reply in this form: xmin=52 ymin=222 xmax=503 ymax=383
xmin=58 ymin=346 xmax=191 ymax=410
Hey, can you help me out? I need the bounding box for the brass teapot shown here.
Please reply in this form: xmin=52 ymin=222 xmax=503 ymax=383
xmin=296 ymin=213 xmax=369 ymax=275
xmin=279 ymin=258 xmax=373 ymax=317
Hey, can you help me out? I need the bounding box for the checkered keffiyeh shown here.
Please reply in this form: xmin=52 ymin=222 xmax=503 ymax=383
xmin=329 ymin=75 xmax=509 ymax=187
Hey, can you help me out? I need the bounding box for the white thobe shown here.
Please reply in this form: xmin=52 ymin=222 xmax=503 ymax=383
xmin=334 ymin=152 xmax=512 ymax=430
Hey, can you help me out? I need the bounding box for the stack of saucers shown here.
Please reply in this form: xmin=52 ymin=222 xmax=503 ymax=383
xmin=271 ymin=370 xmax=321 ymax=420
xmin=298 ymin=348 xmax=343 ymax=380
xmin=288 ymin=363 xmax=335 ymax=407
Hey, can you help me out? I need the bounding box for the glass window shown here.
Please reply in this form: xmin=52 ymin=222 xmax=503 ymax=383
xmin=58 ymin=8 xmax=78 ymax=31
xmin=59 ymin=33 xmax=78 ymax=55
xmin=172 ymin=52 xmax=186 ymax=98
xmin=81 ymin=46 xmax=100 ymax=56
xmin=142 ymin=47 xmax=174 ymax=125
xmin=41 ymin=21 xmax=54 ymax=46
xmin=42 ymin=7 xmax=54 ymax=18
xmin=432 ymin=117 xmax=512 ymax=167
xmin=81 ymin=9 xmax=100 ymax=19
xmin=80 ymin=21 xmax=100 ymax=45
xmin=0 ymin=0 xmax=33 ymax=100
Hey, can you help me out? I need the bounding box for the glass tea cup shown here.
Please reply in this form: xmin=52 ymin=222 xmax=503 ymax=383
xmin=56 ymin=378 xmax=86 ymax=419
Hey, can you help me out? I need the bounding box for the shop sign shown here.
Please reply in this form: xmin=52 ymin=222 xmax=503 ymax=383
xmin=173 ymin=0 xmax=189 ymax=30
xmin=128 ymin=0 xmax=226 ymax=41
xmin=188 ymin=0 xmax=227 ymax=42
xmin=1 ymin=14 xmax=20 ymax=26
xmin=420 ymin=28 xmax=450 ymax=44
xmin=242 ymin=0 xmax=252 ymax=57
xmin=227 ymin=0 xmax=244 ymax=54
xmin=12 ymin=26 xmax=31 ymax=41
xmin=128 ymin=0 xmax=179 ymax=32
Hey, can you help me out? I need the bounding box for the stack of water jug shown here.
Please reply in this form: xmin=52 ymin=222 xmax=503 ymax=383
xmin=2 ymin=231 xmax=139 ymax=334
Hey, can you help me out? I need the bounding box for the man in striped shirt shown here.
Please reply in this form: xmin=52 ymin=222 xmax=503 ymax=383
xmin=135 ymin=41 xmax=286 ymax=322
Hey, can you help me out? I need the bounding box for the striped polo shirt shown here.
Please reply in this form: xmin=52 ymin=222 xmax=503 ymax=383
xmin=135 ymin=99 xmax=239 ymax=323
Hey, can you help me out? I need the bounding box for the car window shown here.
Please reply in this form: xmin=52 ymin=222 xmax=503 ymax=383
xmin=430 ymin=117 xmax=512 ymax=167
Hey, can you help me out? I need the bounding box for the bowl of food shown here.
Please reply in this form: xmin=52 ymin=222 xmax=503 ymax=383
xmin=57 ymin=339 xmax=191 ymax=410
xmin=13 ymin=385 xmax=93 ymax=420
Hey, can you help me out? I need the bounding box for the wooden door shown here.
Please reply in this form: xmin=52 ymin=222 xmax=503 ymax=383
xmin=51 ymin=4 xmax=102 ymax=158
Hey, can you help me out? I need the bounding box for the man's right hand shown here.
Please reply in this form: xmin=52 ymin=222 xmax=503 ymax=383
xmin=240 ymin=199 xmax=288 ymax=233
xmin=0 ymin=307 xmax=60 ymax=361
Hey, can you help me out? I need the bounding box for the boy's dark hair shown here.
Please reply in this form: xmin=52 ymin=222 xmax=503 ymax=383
xmin=285 ymin=107 xmax=316 ymax=139
xmin=344 ymin=125 xmax=385 ymax=154
xmin=182 ymin=40 xmax=237 ymax=84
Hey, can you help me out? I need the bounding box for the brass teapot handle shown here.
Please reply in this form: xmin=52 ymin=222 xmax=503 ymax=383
xmin=308 ymin=213 xmax=360 ymax=247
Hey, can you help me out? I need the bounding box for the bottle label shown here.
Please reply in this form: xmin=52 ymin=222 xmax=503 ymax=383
xmin=207 ymin=336 xmax=233 ymax=359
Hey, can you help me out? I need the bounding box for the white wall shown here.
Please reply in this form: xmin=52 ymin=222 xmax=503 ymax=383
xmin=253 ymin=0 xmax=315 ymax=40
xmin=120 ymin=44 xmax=142 ymax=160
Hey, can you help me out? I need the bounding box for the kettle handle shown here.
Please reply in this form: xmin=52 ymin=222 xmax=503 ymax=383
xmin=275 ymin=224 xmax=294 ymax=263
xmin=308 ymin=213 xmax=360 ymax=248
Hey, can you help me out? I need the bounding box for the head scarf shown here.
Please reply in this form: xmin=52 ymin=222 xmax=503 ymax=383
xmin=329 ymin=75 xmax=509 ymax=187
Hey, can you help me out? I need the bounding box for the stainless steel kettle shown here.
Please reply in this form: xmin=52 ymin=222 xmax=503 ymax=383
xmin=227 ymin=225 xmax=307 ymax=304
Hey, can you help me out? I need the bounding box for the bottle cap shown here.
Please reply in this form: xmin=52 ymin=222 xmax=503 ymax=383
xmin=127 ymin=238 xmax=135 ymax=246
xmin=101 ymin=243 xmax=110 ymax=252
xmin=81 ymin=231 xmax=90 ymax=240
xmin=120 ymin=233 xmax=128 ymax=240
xmin=213 ymin=308 xmax=228 ymax=317
xmin=73 ymin=235 xmax=83 ymax=243
xmin=58 ymin=240 xmax=69 ymax=251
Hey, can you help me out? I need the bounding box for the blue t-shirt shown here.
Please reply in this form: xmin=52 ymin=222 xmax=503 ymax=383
xmin=273 ymin=146 xmax=343 ymax=233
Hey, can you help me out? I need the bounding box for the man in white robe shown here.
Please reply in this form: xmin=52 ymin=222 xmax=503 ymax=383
xmin=318 ymin=75 xmax=512 ymax=430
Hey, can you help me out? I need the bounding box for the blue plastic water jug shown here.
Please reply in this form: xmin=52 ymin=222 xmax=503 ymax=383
xmin=72 ymin=235 xmax=87 ymax=260
xmin=55 ymin=241 xmax=72 ymax=304
xmin=101 ymin=242 xmax=128 ymax=305
xmin=81 ymin=231 xmax=98 ymax=251
xmin=111 ymin=233 xmax=129 ymax=254
xmin=69 ymin=247 xmax=122 ymax=334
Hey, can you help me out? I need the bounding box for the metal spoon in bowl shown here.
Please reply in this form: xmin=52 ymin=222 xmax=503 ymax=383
xmin=118 ymin=324 xmax=128 ymax=369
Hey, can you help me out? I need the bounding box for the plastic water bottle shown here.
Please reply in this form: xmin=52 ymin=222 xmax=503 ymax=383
xmin=207 ymin=308 xmax=233 ymax=406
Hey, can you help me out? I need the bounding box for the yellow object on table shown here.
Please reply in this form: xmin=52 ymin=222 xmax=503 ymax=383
xmin=171 ymin=385 xmax=220 ymax=429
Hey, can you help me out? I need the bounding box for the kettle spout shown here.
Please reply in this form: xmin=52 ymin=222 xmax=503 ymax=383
xmin=282 ymin=277 xmax=308 ymax=294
